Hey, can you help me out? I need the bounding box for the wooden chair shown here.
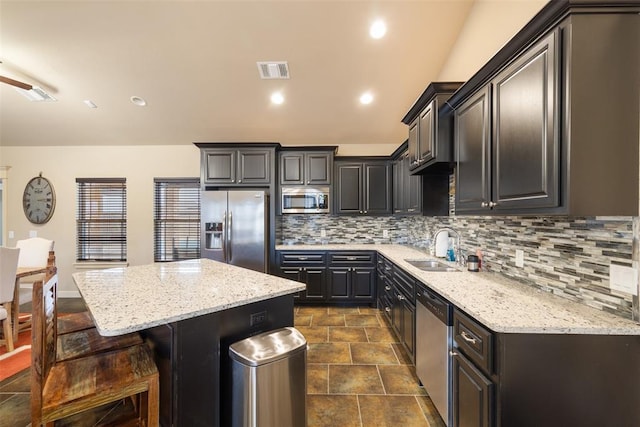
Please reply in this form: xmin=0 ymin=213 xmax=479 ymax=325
xmin=16 ymin=238 xmax=54 ymax=333
xmin=31 ymin=268 xmax=159 ymax=426
xmin=0 ymin=247 xmax=20 ymax=352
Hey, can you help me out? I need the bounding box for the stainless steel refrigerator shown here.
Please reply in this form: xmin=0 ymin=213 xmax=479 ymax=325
xmin=201 ymin=190 xmax=268 ymax=272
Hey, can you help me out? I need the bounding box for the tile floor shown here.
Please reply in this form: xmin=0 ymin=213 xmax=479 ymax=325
xmin=0 ymin=301 xmax=446 ymax=426
xmin=297 ymin=305 xmax=445 ymax=427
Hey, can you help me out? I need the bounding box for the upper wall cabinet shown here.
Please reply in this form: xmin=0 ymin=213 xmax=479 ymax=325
xmin=196 ymin=143 xmax=278 ymax=187
xmin=334 ymin=158 xmax=392 ymax=215
xmin=401 ymin=82 xmax=463 ymax=174
xmin=449 ymin=1 xmax=640 ymax=216
xmin=279 ymin=148 xmax=336 ymax=186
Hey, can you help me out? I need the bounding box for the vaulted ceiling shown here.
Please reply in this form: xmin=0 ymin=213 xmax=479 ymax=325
xmin=0 ymin=1 xmax=540 ymax=152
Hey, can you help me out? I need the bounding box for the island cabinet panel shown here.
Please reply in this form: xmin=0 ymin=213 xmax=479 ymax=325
xmin=450 ymin=1 xmax=640 ymax=216
xmin=143 ymin=295 xmax=294 ymax=427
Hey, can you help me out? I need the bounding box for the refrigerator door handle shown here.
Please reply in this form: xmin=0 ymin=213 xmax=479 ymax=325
xmin=222 ymin=211 xmax=227 ymax=262
xmin=227 ymin=211 xmax=233 ymax=262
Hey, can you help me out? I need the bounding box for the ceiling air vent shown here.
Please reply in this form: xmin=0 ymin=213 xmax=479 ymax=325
xmin=257 ymin=61 xmax=290 ymax=79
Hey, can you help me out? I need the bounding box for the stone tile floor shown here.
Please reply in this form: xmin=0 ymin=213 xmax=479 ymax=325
xmin=0 ymin=301 xmax=446 ymax=426
xmin=297 ymin=305 xmax=445 ymax=427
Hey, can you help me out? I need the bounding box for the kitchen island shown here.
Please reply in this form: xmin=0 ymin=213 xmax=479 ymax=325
xmin=73 ymin=259 xmax=306 ymax=427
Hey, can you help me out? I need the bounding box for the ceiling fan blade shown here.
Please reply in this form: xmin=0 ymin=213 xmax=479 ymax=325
xmin=0 ymin=75 xmax=32 ymax=91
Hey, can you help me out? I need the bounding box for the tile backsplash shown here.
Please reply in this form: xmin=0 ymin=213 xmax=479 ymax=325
xmin=277 ymin=214 xmax=634 ymax=319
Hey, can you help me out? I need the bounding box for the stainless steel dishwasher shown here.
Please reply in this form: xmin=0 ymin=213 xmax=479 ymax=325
xmin=416 ymin=285 xmax=453 ymax=426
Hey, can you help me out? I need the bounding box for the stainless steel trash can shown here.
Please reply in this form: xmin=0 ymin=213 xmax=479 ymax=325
xmin=229 ymin=327 xmax=307 ymax=427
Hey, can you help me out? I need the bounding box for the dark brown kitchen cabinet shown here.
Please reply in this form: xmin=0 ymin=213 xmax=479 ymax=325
xmin=199 ymin=147 xmax=273 ymax=186
xmin=402 ymin=82 xmax=462 ymax=174
xmin=277 ymin=251 xmax=327 ymax=302
xmin=334 ymin=159 xmax=392 ymax=215
xmin=392 ymin=148 xmax=422 ymax=215
xmin=452 ymin=352 xmax=494 ymax=427
xmin=449 ymin=1 xmax=639 ymax=216
xmin=450 ymin=306 xmax=640 ymax=427
xmin=455 ymin=31 xmax=559 ymax=214
xmin=327 ymin=251 xmax=376 ymax=303
xmin=279 ymin=150 xmax=334 ymax=186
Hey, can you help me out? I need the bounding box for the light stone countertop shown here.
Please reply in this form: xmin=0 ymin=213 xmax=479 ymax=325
xmin=72 ymin=258 xmax=305 ymax=336
xmin=276 ymin=243 xmax=640 ymax=335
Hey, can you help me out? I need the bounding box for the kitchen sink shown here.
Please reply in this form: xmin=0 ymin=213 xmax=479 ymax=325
xmin=404 ymin=259 xmax=459 ymax=272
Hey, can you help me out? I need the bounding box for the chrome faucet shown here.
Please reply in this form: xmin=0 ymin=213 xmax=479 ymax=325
xmin=433 ymin=227 xmax=463 ymax=266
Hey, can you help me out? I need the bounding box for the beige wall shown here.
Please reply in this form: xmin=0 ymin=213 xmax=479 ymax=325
xmin=0 ymin=145 xmax=200 ymax=295
xmin=437 ymin=0 xmax=549 ymax=81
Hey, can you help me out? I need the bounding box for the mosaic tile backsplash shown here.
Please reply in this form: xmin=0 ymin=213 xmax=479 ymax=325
xmin=277 ymin=214 xmax=634 ymax=319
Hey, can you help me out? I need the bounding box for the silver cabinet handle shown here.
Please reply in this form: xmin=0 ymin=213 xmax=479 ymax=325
xmin=385 ymin=286 xmax=391 ymax=291
xmin=397 ymin=294 xmax=405 ymax=301
xmin=450 ymin=350 xmax=458 ymax=356
xmin=489 ymin=201 xmax=497 ymax=208
xmin=347 ymin=256 xmax=357 ymax=261
xmin=460 ymin=331 xmax=477 ymax=344
xmin=238 ymin=179 xmax=242 ymax=183
xmin=385 ymin=307 xmax=391 ymax=312
xmin=298 ymin=256 xmax=308 ymax=261
xmin=481 ymin=202 xmax=489 ymax=208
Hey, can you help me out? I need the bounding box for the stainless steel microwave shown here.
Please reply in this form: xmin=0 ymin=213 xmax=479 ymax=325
xmin=281 ymin=187 xmax=330 ymax=214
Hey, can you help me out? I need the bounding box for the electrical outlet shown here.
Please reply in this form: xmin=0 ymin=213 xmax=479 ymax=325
xmin=383 ymin=230 xmax=389 ymax=238
xmin=8 ymin=231 xmax=14 ymax=239
xmin=320 ymin=229 xmax=327 ymax=238
xmin=609 ymin=264 xmax=638 ymax=295
xmin=515 ymin=249 xmax=524 ymax=268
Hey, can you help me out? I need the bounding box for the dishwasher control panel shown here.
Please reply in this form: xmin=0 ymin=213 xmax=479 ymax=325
xmin=416 ymin=285 xmax=452 ymax=325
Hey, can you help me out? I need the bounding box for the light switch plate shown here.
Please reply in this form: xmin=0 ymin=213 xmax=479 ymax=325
xmin=609 ymin=264 xmax=638 ymax=296
xmin=8 ymin=230 xmax=14 ymax=239
xmin=29 ymin=230 xmax=37 ymax=238
xmin=383 ymin=230 xmax=389 ymax=238
xmin=320 ymin=229 xmax=327 ymax=238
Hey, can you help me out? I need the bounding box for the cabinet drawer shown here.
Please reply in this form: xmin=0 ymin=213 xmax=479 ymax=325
xmin=329 ymin=251 xmax=375 ymax=266
xmin=279 ymin=251 xmax=326 ymax=266
xmin=393 ymin=267 xmax=415 ymax=302
xmin=453 ymin=310 xmax=494 ymax=374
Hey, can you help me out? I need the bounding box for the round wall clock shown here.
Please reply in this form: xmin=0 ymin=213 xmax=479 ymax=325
xmin=23 ymin=173 xmax=56 ymax=224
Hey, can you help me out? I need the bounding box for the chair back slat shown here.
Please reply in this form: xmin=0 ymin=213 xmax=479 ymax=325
xmin=31 ymin=267 xmax=58 ymax=424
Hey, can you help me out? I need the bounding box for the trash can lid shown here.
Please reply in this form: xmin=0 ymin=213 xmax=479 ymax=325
xmin=229 ymin=327 xmax=307 ymax=366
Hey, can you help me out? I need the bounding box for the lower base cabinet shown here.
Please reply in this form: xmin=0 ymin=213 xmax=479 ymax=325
xmin=277 ymin=250 xmax=376 ymax=304
xmin=452 ymin=309 xmax=640 ymax=427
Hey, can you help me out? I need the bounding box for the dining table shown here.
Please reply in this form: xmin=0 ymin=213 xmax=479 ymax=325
xmin=12 ymin=265 xmax=48 ymax=341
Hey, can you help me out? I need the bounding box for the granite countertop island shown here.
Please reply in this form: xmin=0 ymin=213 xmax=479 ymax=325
xmin=277 ymin=243 xmax=640 ymax=335
xmin=72 ymin=258 xmax=305 ymax=336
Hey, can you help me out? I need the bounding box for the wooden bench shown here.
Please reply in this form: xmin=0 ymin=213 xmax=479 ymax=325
xmin=31 ymin=268 xmax=159 ymax=426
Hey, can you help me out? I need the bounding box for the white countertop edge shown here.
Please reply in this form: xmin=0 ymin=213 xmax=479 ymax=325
xmin=276 ymin=244 xmax=640 ymax=335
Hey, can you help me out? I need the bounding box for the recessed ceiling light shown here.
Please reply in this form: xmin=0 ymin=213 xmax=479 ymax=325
xmin=130 ymin=96 xmax=147 ymax=107
xmin=359 ymin=92 xmax=374 ymax=105
xmin=369 ymin=19 xmax=387 ymax=39
xmin=83 ymin=100 xmax=97 ymax=108
xmin=270 ymin=92 xmax=284 ymax=105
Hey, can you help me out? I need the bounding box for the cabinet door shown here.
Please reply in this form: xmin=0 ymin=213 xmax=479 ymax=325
xmin=238 ymin=150 xmax=271 ymax=184
xmin=364 ymin=162 xmax=392 ymax=214
xmin=328 ymin=268 xmax=350 ymax=300
xmin=406 ymin=155 xmax=422 ymax=214
xmin=304 ymin=267 xmax=327 ymax=301
xmin=306 ymin=153 xmax=332 ymax=185
xmin=391 ymin=291 xmax=403 ymax=337
xmin=418 ymin=100 xmax=436 ymax=164
xmin=203 ymin=150 xmax=236 ymax=184
xmin=279 ymin=268 xmax=304 ymax=300
xmin=335 ymin=163 xmax=363 ymax=214
xmin=401 ymin=300 xmax=415 ymax=359
xmin=453 ymin=352 xmax=494 ymax=427
xmin=352 ymin=267 xmax=375 ymax=300
xmin=492 ymin=30 xmax=559 ymax=211
xmin=455 ymin=87 xmax=491 ymax=213
xmin=393 ymin=158 xmax=404 ymax=214
xmin=408 ymin=118 xmax=419 ymax=169
xmin=280 ymin=153 xmax=304 ymax=185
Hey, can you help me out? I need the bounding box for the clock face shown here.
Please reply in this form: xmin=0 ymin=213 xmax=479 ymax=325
xmin=23 ymin=175 xmax=56 ymax=224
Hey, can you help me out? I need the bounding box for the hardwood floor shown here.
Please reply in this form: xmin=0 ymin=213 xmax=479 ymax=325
xmin=0 ymin=300 xmax=445 ymax=426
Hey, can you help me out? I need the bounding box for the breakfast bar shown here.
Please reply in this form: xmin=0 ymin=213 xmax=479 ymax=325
xmin=72 ymin=259 xmax=306 ymax=427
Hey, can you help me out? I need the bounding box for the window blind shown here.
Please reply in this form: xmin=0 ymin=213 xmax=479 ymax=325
xmin=154 ymin=178 xmax=200 ymax=262
xmin=76 ymin=178 xmax=127 ymax=261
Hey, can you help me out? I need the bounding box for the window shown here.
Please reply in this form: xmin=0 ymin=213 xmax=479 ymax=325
xmin=76 ymin=178 xmax=127 ymax=261
xmin=154 ymin=178 xmax=200 ymax=262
